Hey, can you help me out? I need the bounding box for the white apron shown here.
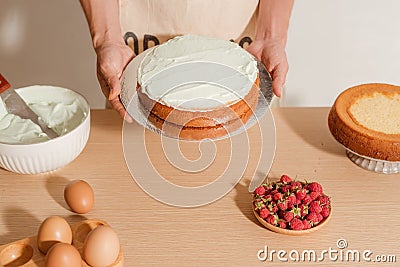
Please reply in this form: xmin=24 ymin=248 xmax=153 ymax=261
xmin=119 ymin=0 xmax=259 ymax=55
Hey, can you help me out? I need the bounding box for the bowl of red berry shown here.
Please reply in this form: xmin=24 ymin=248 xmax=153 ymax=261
xmin=252 ymin=174 xmax=332 ymax=235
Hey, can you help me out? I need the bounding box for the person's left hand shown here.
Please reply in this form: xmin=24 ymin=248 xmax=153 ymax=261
xmin=247 ymin=38 xmax=288 ymax=97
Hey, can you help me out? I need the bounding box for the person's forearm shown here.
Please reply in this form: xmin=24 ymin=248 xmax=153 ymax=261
xmin=255 ymin=0 xmax=294 ymax=43
xmin=80 ymin=0 xmax=124 ymax=50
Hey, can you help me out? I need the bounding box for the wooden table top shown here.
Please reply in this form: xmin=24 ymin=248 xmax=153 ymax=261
xmin=1 ymin=108 xmax=399 ymax=266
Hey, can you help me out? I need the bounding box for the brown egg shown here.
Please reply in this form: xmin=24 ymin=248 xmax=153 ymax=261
xmin=83 ymin=226 xmax=120 ymax=267
xmin=37 ymin=216 xmax=72 ymax=254
xmin=45 ymin=243 xmax=82 ymax=267
xmin=64 ymin=180 xmax=94 ymax=214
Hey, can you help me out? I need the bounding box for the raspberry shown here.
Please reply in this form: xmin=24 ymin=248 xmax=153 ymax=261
xmin=255 ymin=186 xmax=266 ymax=196
xmin=273 ymin=192 xmax=283 ymax=201
xmin=271 ymin=205 xmax=279 ymax=213
xmin=264 ymin=194 xmax=273 ymax=202
xmin=317 ymin=213 xmax=323 ymax=222
xmin=310 ymin=201 xmax=323 ymax=214
xmin=278 ymin=220 xmax=287 ymax=229
xmin=254 ymin=200 xmax=265 ymax=210
xmin=265 ymin=184 xmax=273 ymax=191
xmin=280 ymin=175 xmax=292 ymax=184
xmin=266 ymin=215 xmax=277 ymax=226
xmin=308 ymin=182 xmax=323 ymax=193
xmin=282 ymin=185 xmax=292 ymax=193
xmin=287 ymin=202 xmax=294 ymax=209
xmin=302 ymin=195 xmax=312 ymax=205
xmin=287 ymin=195 xmax=297 ymax=205
xmin=306 ymin=212 xmax=319 ymax=223
xmin=318 ymin=195 xmax=331 ymax=206
xmin=278 ymin=201 xmax=288 ymax=211
xmin=302 ymin=220 xmax=312 ymax=230
xmin=270 ymin=190 xmax=278 ymax=195
xmin=296 ymin=189 xmax=307 ymax=200
xmin=283 ymin=211 xmax=294 ymax=222
xmin=291 ymin=182 xmax=302 ymax=190
xmin=260 ymin=208 xmax=270 ymax=219
xmin=296 ymin=199 xmax=302 ymax=205
xmin=310 ymin=191 xmax=320 ymax=201
xmin=321 ymin=206 xmax=330 ymax=218
xmin=299 ymin=204 xmax=309 ymax=217
xmin=268 ymin=203 xmax=279 ymax=213
xmin=254 ymin=185 xmax=265 ymax=196
xmin=290 ymin=218 xmax=304 ymax=230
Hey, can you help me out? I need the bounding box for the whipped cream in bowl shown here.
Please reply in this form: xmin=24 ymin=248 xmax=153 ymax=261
xmin=0 ymin=85 xmax=90 ymax=174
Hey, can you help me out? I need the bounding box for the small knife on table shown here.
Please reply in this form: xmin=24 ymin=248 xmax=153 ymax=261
xmin=0 ymin=73 xmax=59 ymax=139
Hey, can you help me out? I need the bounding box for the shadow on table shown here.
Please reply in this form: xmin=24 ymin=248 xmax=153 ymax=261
xmin=279 ymin=108 xmax=343 ymax=156
xmin=233 ymin=180 xmax=262 ymax=227
xmin=0 ymin=206 xmax=40 ymax=245
xmin=45 ymin=175 xmax=71 ymax=211
xmin=65 ymin=214 xmax=88 ymax=225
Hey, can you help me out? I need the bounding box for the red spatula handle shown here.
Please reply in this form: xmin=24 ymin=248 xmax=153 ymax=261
xmin=0 ymin=73 xmax=11 ymax=93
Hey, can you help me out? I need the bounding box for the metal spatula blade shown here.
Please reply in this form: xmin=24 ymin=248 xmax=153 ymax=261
xmin=0 ymin=73 xmax=59 ymax=139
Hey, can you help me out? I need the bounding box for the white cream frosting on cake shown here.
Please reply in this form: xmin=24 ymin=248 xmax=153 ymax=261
xmin=137 ymin=35 xmax=258 ymax=111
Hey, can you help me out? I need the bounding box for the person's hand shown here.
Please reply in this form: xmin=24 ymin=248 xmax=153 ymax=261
xmin=247 ymin=38 xmax=288 ymax=97
xmin=95 ymin=41 xmax=135 ymax=121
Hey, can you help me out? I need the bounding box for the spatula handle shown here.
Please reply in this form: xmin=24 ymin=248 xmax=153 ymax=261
xmin=0 ymin=74 xmax=11 ymax=93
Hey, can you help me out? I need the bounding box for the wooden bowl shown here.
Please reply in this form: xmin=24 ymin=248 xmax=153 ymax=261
xmin=252 ymin=206 xmax=332 ymax=235
xmin=0 ymin=219 xmax=123 ymax=267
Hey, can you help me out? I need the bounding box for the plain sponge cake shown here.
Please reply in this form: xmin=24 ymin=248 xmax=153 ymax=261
xmin=349 ymin=93 xmax=400 ymax=135
xmin=328 ymin=83 xmax=400 ymax=161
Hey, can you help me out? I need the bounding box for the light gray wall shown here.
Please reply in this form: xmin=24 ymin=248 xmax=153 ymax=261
xmin=0 ymin=0 xmax=103 ymax=108
xmin=285 ymin=0 xmax=400 ymax=106
xmin=1 ymin=1 xmax=400 ymax=108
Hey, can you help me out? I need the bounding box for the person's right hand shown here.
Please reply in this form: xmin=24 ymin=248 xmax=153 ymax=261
xmin=95 ymin=41 xmax=135 ymax=121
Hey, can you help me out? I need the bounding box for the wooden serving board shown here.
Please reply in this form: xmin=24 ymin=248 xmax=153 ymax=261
xmin=0 ymin=219 xmax=124 ymax=267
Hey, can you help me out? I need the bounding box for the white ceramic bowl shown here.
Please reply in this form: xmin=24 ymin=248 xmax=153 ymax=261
xmin=0 ymin=85 xmax=90 ymax=174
